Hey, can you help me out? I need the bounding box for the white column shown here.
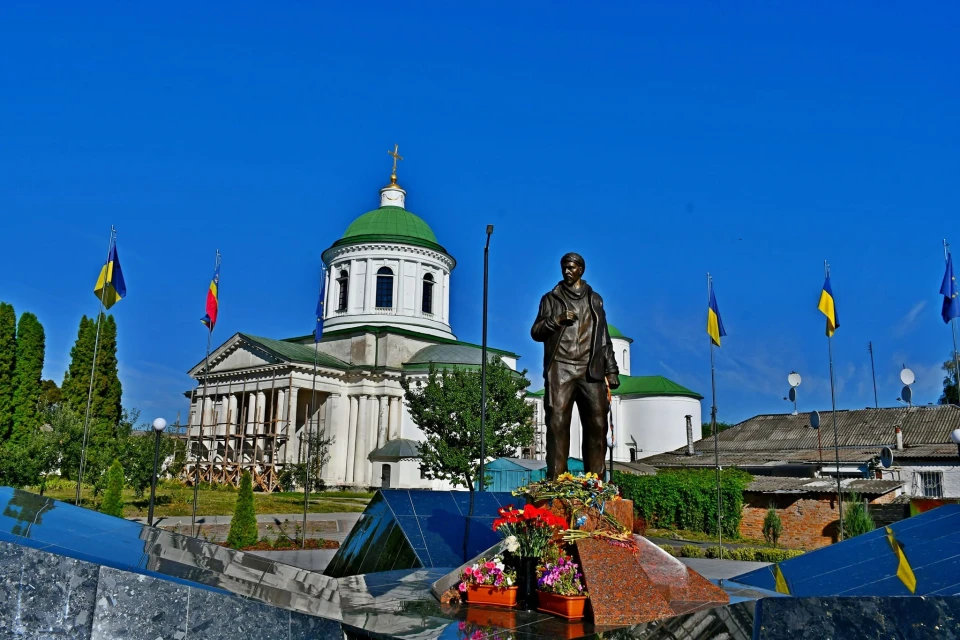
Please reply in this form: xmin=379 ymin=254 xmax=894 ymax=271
xmin=388 ymin=396 xmax=402 ymax=440
xmin=352 ymin=395 xmax=369 ymax=484
xmin=364 ymin=259 xmax=375 ymax=312
xmin=345 ymin=396 xmax=359 ymax=482
xmin=376 ymin=396 xmax=388 ymax=449
xmin=443 ymin=271 xmax=451 ymax=323
xmin=246 ymin=393 xmax=257 ymax=435
xmin=275 ymin=389 xmax=285 ymax=431
xmin=228 ymin=395 xmax=238 ymax=430
xmin=285 ymin=387 xmax=299 ymax=463
xmin=323 ymin=394 xmax=342 ymax=481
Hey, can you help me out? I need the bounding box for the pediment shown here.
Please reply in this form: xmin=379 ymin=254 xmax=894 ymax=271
xmin=188 ymin=334 xmax=284 ymax=377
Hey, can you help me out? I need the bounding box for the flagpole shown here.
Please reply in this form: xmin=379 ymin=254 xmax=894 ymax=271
xmin=192 ymin=249 xmax=219 ymax=537
xmin=945 ymin=241 xmax=960 ymax=402
xmin=75 ymin=226 xmax=115 ymax=506
xmin=303 ymin=265 xmax=325 ymax=549
xmin=708 ymin=273 xmax=722 ymax=559
xmin=825 ymin=260 xmax=844 ymax=541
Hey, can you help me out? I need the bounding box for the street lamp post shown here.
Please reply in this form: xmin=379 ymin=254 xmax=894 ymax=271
xmin=479 ymin=225 xmax=493 ymax=492
xmin=147 ymin=417 xmax=167 ymax=526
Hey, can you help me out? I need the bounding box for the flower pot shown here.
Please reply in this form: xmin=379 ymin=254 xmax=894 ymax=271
xmin=466 ymin=584 xmax=518 ymax=608
xmin=537 ymin=591 xmax=588 ymax=620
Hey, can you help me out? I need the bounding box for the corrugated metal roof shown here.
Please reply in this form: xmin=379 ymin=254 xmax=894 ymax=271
xmin=746 ymin=476 xmax=903 ymax=495
xmin=644 ymin=406 xmax=960 ymax=468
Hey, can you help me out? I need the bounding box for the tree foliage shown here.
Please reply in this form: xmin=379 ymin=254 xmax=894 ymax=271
xmin=101 ymin=459 xmax=125 ymax=517
xmin=280 ymin=427 xmax=334 ymax=492
xmin=61 ymin=315 xmax=97 ymax=413
xmin=11 ymin=313 xmax=45 ymax=445
xmin=762 ymin=505 xmax=783 ymax=548
xmin=226 ymin=471 xmax=259 ymax=549
xmin=843 ymin=492 xmax=876 ymax=539
xmin=400 ymin=359 xmax=534 ymax=491
xmin=701 ymin=421 xmax=733 ymax=440
xmin=0 ymin=302 xmax=15 ymax=442
xmin=940 ymin=352 xmax=959 ymax=406
xmin=125 ymin=430 xmax=178 ymax=498
xmin=615 ymin=468 xmax=752 ymax=538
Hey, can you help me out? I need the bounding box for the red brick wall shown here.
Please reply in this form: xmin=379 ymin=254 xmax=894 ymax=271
xmin=740 ymin=492 xmax=895 ymax=549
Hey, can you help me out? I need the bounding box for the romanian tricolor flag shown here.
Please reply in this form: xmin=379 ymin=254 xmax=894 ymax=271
xmin=817 ymin=276 xmax=839 ymax=337
xmin=201 ymin=262 xmax=220 ymax=331
xmin=706 ymin=284 xmax=726 ymax=347
xmin=93 ymin=241 xmax=126 ymax=310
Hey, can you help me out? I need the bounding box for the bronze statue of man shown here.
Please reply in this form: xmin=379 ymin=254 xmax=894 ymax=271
xmin=531 ymin=253 xmax=620 ymax=479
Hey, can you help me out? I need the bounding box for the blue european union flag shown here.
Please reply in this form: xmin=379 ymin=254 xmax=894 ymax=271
xmin=941 ymin=253 xmax=960 ymax=323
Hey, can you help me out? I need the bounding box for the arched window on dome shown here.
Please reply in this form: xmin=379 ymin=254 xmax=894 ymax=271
xmin=422 ymin=273 xmax=434 ymax=315
xmin=376 ymin=267 xmax=394 ymax=309
xmin=336 ymin=270 xmax=349 ymax=312
xmin=623 ymin=349 xmax=628 ymax=372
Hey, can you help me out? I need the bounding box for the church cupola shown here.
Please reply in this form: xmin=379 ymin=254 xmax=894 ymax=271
xmin=319 ymin=146 xmax=457 ymax=340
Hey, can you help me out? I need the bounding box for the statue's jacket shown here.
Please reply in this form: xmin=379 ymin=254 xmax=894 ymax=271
xmin=531 ymin=281 xmax=619 ymax=383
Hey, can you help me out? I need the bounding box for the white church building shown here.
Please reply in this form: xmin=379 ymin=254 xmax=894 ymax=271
xmin=183 ymin=156 xmax=703 ymax=492
xmin=184 ymin=162 xmax=519 ymax=492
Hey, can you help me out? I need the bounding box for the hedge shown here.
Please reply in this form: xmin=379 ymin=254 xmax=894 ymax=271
xmin=614 ymin=469 xmax=752 ymax=538
xmin=663 ymin=544 xmax=804 ymax=562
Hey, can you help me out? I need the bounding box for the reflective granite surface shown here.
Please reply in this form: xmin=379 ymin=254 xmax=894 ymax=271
xmin=734 ymin=504 xmax=960 ymax=597
xmin=326 ymin=490 xmax=518 ymax=578
xmin=0 ymin=540 xmax=342 ymax=640
xmin=0 ymin=487 xmax=341 ymax=621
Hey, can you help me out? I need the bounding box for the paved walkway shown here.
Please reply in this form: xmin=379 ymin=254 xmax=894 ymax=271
xmin=679 ymin=557 xmax=770 ymax=580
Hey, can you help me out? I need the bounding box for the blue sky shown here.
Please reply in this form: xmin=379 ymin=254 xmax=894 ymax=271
xmin=1 ymin=2 xmax=958 ymax=425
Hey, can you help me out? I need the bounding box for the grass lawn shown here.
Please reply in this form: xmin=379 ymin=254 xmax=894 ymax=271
xmin=30 ymin=481 xmax=373 ymax=519
xmin=646 ymin=527 xmax=773 ymax=548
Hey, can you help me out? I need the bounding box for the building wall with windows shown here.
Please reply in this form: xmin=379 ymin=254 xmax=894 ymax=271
xmin=881 ymin=462 xmax=960 ymax=499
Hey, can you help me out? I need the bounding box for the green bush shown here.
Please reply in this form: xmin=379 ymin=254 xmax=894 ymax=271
xmin=226 ymin=472 xmax=259 ymax=549
xmin=657 ymin=544 xmax=676 ymax=556
xmin=704 ymin=545 xmax=723 ymax=559
xmin=842 ymin=493 xmax=875 ymax=539
xmin=615 ymin=469 xmax=752 ymax=538
xmin=101 ymin=459 xmax=124 ymax=517
xmin=679 ymin=544 xmax=705 ymax=558
xmin=762 ymin=506 xmax=783 ymax=548
xmin=754 ymin=548 xmax=804 ymax=562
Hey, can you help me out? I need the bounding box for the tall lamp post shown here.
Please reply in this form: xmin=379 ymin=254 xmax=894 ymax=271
xmin=479 ymin=224 xmax=493 ymax=492
xmin=147 ymin=417 xmax=167 ymax=526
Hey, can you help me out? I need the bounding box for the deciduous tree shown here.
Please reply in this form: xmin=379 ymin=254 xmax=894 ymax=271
xmin=401 ymin=359 xmax=534 ymax=492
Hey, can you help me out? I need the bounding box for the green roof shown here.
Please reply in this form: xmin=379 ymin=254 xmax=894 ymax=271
xmin=289 ymin=325 xmax=521 ymax=359
xmin=403 ymin=344 xmax=503 ymax=370
xmin=608 ymin=324 xmax=633 ymax=343
xmin=240 ymin=334 xmax=351 ymax=370
xmin=529 ymin=375 xmax=702 ymax=400
xmin=326 ymin=206 xmax=447 ymax=254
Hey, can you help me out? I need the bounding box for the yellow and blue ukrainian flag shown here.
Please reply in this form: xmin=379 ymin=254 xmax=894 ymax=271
xmin=93 ymin=241 xmax=126 ymax=309
xmin=201 ymin=263 xmax=220 ymax=331
xmin=818 ymin=276 xmax=839 ymax=337
xmin=707 ymin=285 xmax=726 ymax=347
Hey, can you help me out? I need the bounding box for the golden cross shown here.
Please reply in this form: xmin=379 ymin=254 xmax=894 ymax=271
xmin=387 ymin=144 xmax=403 ymax=180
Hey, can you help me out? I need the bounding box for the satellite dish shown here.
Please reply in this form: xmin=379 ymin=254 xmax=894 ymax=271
xmin=901 ymin=386 xmax=913 ymax=405
xmin=879 ymin=446 xmax=894 ymax=469
xmin=900 ymin=368 xmax=915 ymax=386
xmin=810 ymin=411 xmax=821 ymax=429
xmin=788 ymin=372 xmax=802 ymax=388
xmin=788 ymin=387 xmax=797 ymax=402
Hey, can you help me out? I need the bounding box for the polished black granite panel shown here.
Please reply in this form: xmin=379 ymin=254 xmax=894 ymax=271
xmin=734 ymin=504 xmax=960 ymax=597
xmin=325 ymin=490 xmax=517 ymax=578
xmin=0 ymin=487 xmax=342 ymax=621
xmin=91 ymin=565 xmax=343 ymax=639
xmin=0 ymin=539 xmax=99 ymax=638
xmin=754 ymin=596 xmax=960 ymax=639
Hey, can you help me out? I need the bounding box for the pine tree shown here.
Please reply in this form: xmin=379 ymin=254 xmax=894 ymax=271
xmin=62 ymin=315 xmax=96 ymax=412
xmin=226 ymin=471 xmax=259 ymax=549
xmin=0 ymin=303 xmax=16 ymax=441
xmin=11 ymin=313 xmax=45 ymax=445
xmin=843 ymin=493 xmax=876 ymax=539
xmin=762 ymin=505 xmax=783 ymax=548
xmin=101 ymin=458 xmax=125 ymax=517
xmin=94 ymin=314 xmax=122 ymax=426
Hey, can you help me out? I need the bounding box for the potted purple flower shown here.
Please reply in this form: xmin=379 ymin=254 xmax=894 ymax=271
xmin=458 ymin=555 xmax=518 ymax=607
xmin=536 ymin=554 xmax=589 ymax=620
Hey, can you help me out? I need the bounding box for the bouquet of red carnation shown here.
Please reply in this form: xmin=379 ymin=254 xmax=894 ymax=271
xmin=493 ymin=504 xmax=566 ymax=559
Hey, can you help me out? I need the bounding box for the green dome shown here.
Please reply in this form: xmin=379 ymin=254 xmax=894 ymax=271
xmin=329 ymin=206 xmax=447 ymax=253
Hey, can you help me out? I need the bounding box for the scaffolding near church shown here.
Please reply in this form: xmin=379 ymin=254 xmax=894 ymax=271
xmin=182 ymin=371 xmax=317 ymax=493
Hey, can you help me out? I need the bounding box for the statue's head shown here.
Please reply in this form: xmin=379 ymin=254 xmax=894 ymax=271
xmin=560 ymin=252 xmax=585 ymax=286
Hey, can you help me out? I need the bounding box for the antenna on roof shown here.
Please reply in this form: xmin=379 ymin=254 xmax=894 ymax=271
xmin=784 ymin=372 xmax=801 ymax=415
